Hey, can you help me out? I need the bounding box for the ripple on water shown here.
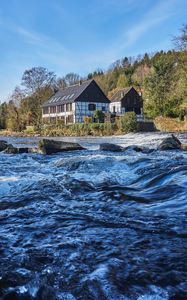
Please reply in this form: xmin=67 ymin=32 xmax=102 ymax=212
xmin=0 ymin=134 xmax=187 ymax=299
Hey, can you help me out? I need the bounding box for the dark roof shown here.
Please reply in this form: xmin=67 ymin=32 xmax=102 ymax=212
xmin=110 ymin=87 xmax=133 ymax=102
xmin=43 ymin=79 xmax=109 ymax=107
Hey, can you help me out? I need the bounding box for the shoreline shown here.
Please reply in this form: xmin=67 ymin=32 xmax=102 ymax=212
xmin=0 ymin=130 xmax=187 ymax=138
xmin=1 ymin=117 xmax=186 ymax=137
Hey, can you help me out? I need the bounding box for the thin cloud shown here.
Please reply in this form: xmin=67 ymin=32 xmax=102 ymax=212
xmin=0 ymin=18 xmax=116 ymax=74
xmin=0 ymin=18 xmax=68 ymax=54
xmin=74 ymin=0 xmax=178 ymax=70
xmin=0 ymin=0 xmax=184 ymax=101
xmin=114 ymin=0 xmax=178 ymax=54
xmin=13 ymin=26 xmax=45 ymax=46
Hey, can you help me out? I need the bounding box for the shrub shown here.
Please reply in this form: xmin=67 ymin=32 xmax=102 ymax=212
xmin=103 ymin=122 xmax=118 ymax=135
xmin=93 ymin=110 xmax=105 ymax=123
xmin=179 ymin=108 xmax=187 ymax=121
xmin=56 ymin=119 xmax=65 ymax=126
xmin=40 ymin=121 xmax=126 ymax=137
xmin=24 ymin=126 xmax=35 ymax=133
xmin=120 ymin=112 xmax=137 ymax=133
xmin=84 ymin=116 xmax=92 ymax=124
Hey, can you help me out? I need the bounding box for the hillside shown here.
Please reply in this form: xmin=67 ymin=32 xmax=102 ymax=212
xmin=0 ymin=25 xmax=186 ymax=131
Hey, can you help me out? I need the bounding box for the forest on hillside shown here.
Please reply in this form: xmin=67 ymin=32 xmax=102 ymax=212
xmin=0 ymin=24 xmax=186 ymax=131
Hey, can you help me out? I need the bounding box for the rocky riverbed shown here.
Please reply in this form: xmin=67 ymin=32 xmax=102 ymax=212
xmin=0 ymin=133 xmax=187 ymax=300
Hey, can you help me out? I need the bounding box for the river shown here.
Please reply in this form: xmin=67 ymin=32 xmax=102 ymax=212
xmin=0 ymin=133 xmax=187 ymax=300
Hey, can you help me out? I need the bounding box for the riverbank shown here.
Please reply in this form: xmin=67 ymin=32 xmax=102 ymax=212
xmin=0 ymin=117 xmax=186 ymax=137
xmin=0 ymin=123 xmax=120 ymax=137
xmin=0 ymin=130 xmax=37 ymax=137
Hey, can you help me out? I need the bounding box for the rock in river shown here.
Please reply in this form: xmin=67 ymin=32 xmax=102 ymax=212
xmin=28 ymin=147 xmax=44 ymax=154
xmin=0 ymin=140 xmax=9 ymax=152
xmin=38 ymin=139 xmax=85 ymax=155
xmin=158 ymin=134 xmax=181 ymax=150
xmin=0 ymin=141 xmax=30 ymax=154
xmin=181 ymin=144 xmax=187 ymax=151
xmin=100 ymin=143 xmax=124 ymax=152
xmin=4 ymin=145 xmax=29 ymax=154
xmin=100 ymin=143 xmax=147 ymax=153
xmin=124 ymin=145 xmax=144 ymax=152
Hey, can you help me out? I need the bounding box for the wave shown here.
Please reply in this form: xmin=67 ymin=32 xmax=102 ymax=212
xmin=0 ymin=134 xmax=187 ymax=299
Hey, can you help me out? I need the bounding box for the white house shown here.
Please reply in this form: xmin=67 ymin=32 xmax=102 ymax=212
xmin=42 ymin=79 xmax=110 ymax=124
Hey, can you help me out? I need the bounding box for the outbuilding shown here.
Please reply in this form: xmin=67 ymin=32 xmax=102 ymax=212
xmin=109 ymin=87 xmax=143 ymax=121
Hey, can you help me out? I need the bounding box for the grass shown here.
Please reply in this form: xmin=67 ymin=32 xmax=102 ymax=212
xmin=154 ymin=116 xmax=187 ymax=132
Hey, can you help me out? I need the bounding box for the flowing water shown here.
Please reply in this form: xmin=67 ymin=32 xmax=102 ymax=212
xmin=0 ymin=133 xmax=187 ymax=300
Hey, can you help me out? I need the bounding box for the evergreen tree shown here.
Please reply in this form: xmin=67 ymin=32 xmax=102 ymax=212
xmin=144 ymin=54 xmax=177 ymax=117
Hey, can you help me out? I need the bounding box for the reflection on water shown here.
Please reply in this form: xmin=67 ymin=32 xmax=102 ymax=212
xmin=0 ymin=133 xmax=187 ymax=300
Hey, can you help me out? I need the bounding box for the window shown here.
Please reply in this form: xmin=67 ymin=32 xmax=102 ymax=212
xmin=113 ymin=106 xmax=116 ymax=113
xmin=57 ymin=116 xmax=65 ymax=124
xmin=50 ymin=106 xmax=56 ymax=113
xmin=43 ymin=107 xmax=49 ymax=114
xmin=88 ymin=103 xmax=96 ymax=111
xmin=57 ymin=105 xmax=65 ymax=113
xmin=102 ymin=106 xmax=106 ymax=112
xmin=66 ymin=115 xmax=73 ymax=124
xmin=49 ymin=98 xmax=53 ymax=103
xmin=69 ymin=93 xmax=75 ymax=99
xmin=66 ymin=103 xmax=72 ymax=112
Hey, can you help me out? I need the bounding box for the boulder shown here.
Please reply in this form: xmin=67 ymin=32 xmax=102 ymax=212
xmin=38 ymin=139 xmax=85 ymax=155
xmin=171 ymin=134 xmax=182 ymax=146
xmin=99 ymin=143 xmax=124 ymax=152
xmin=99 ymin=143 xmax=154 ymax=153
xmin=123 ymin=145 xmax=154 ymax=153
xmin=124 ymin=145 xmax=143 ymax=152
xmin=0 ymin=140 xmax=9 ymax=152
xmin=181 ymin=144 xmax=187 ymax=151
xmin=158 ymin=134 xmax=181 ymax=150
xmin=4 ymin=146 xmax=29 ymax=154
xmin=28 ymin=147 xmax=44 ymax=154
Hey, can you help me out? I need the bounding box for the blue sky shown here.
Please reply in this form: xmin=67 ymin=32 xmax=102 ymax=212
xmin=0 ymin=0 xmax=186 ymax=101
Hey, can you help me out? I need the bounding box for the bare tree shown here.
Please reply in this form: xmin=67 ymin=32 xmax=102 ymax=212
xmin=173 ymin=24 xmax=187 ymax=51
xmin=21 ymin=67 xmax=56 ymax=94
xmin=9 ymin=86 xmax=25 ymax=106
xmin=64 ymin=73 xmax=80 ymax=86
xmin=56 ymin=77 xmax=67 ymax=90
xmin=21 ymin=67 xmax=56 ymax=125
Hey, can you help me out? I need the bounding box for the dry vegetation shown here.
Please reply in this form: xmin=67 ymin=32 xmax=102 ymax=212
xmin=154 ymin=117 xmax=187 ymax=132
